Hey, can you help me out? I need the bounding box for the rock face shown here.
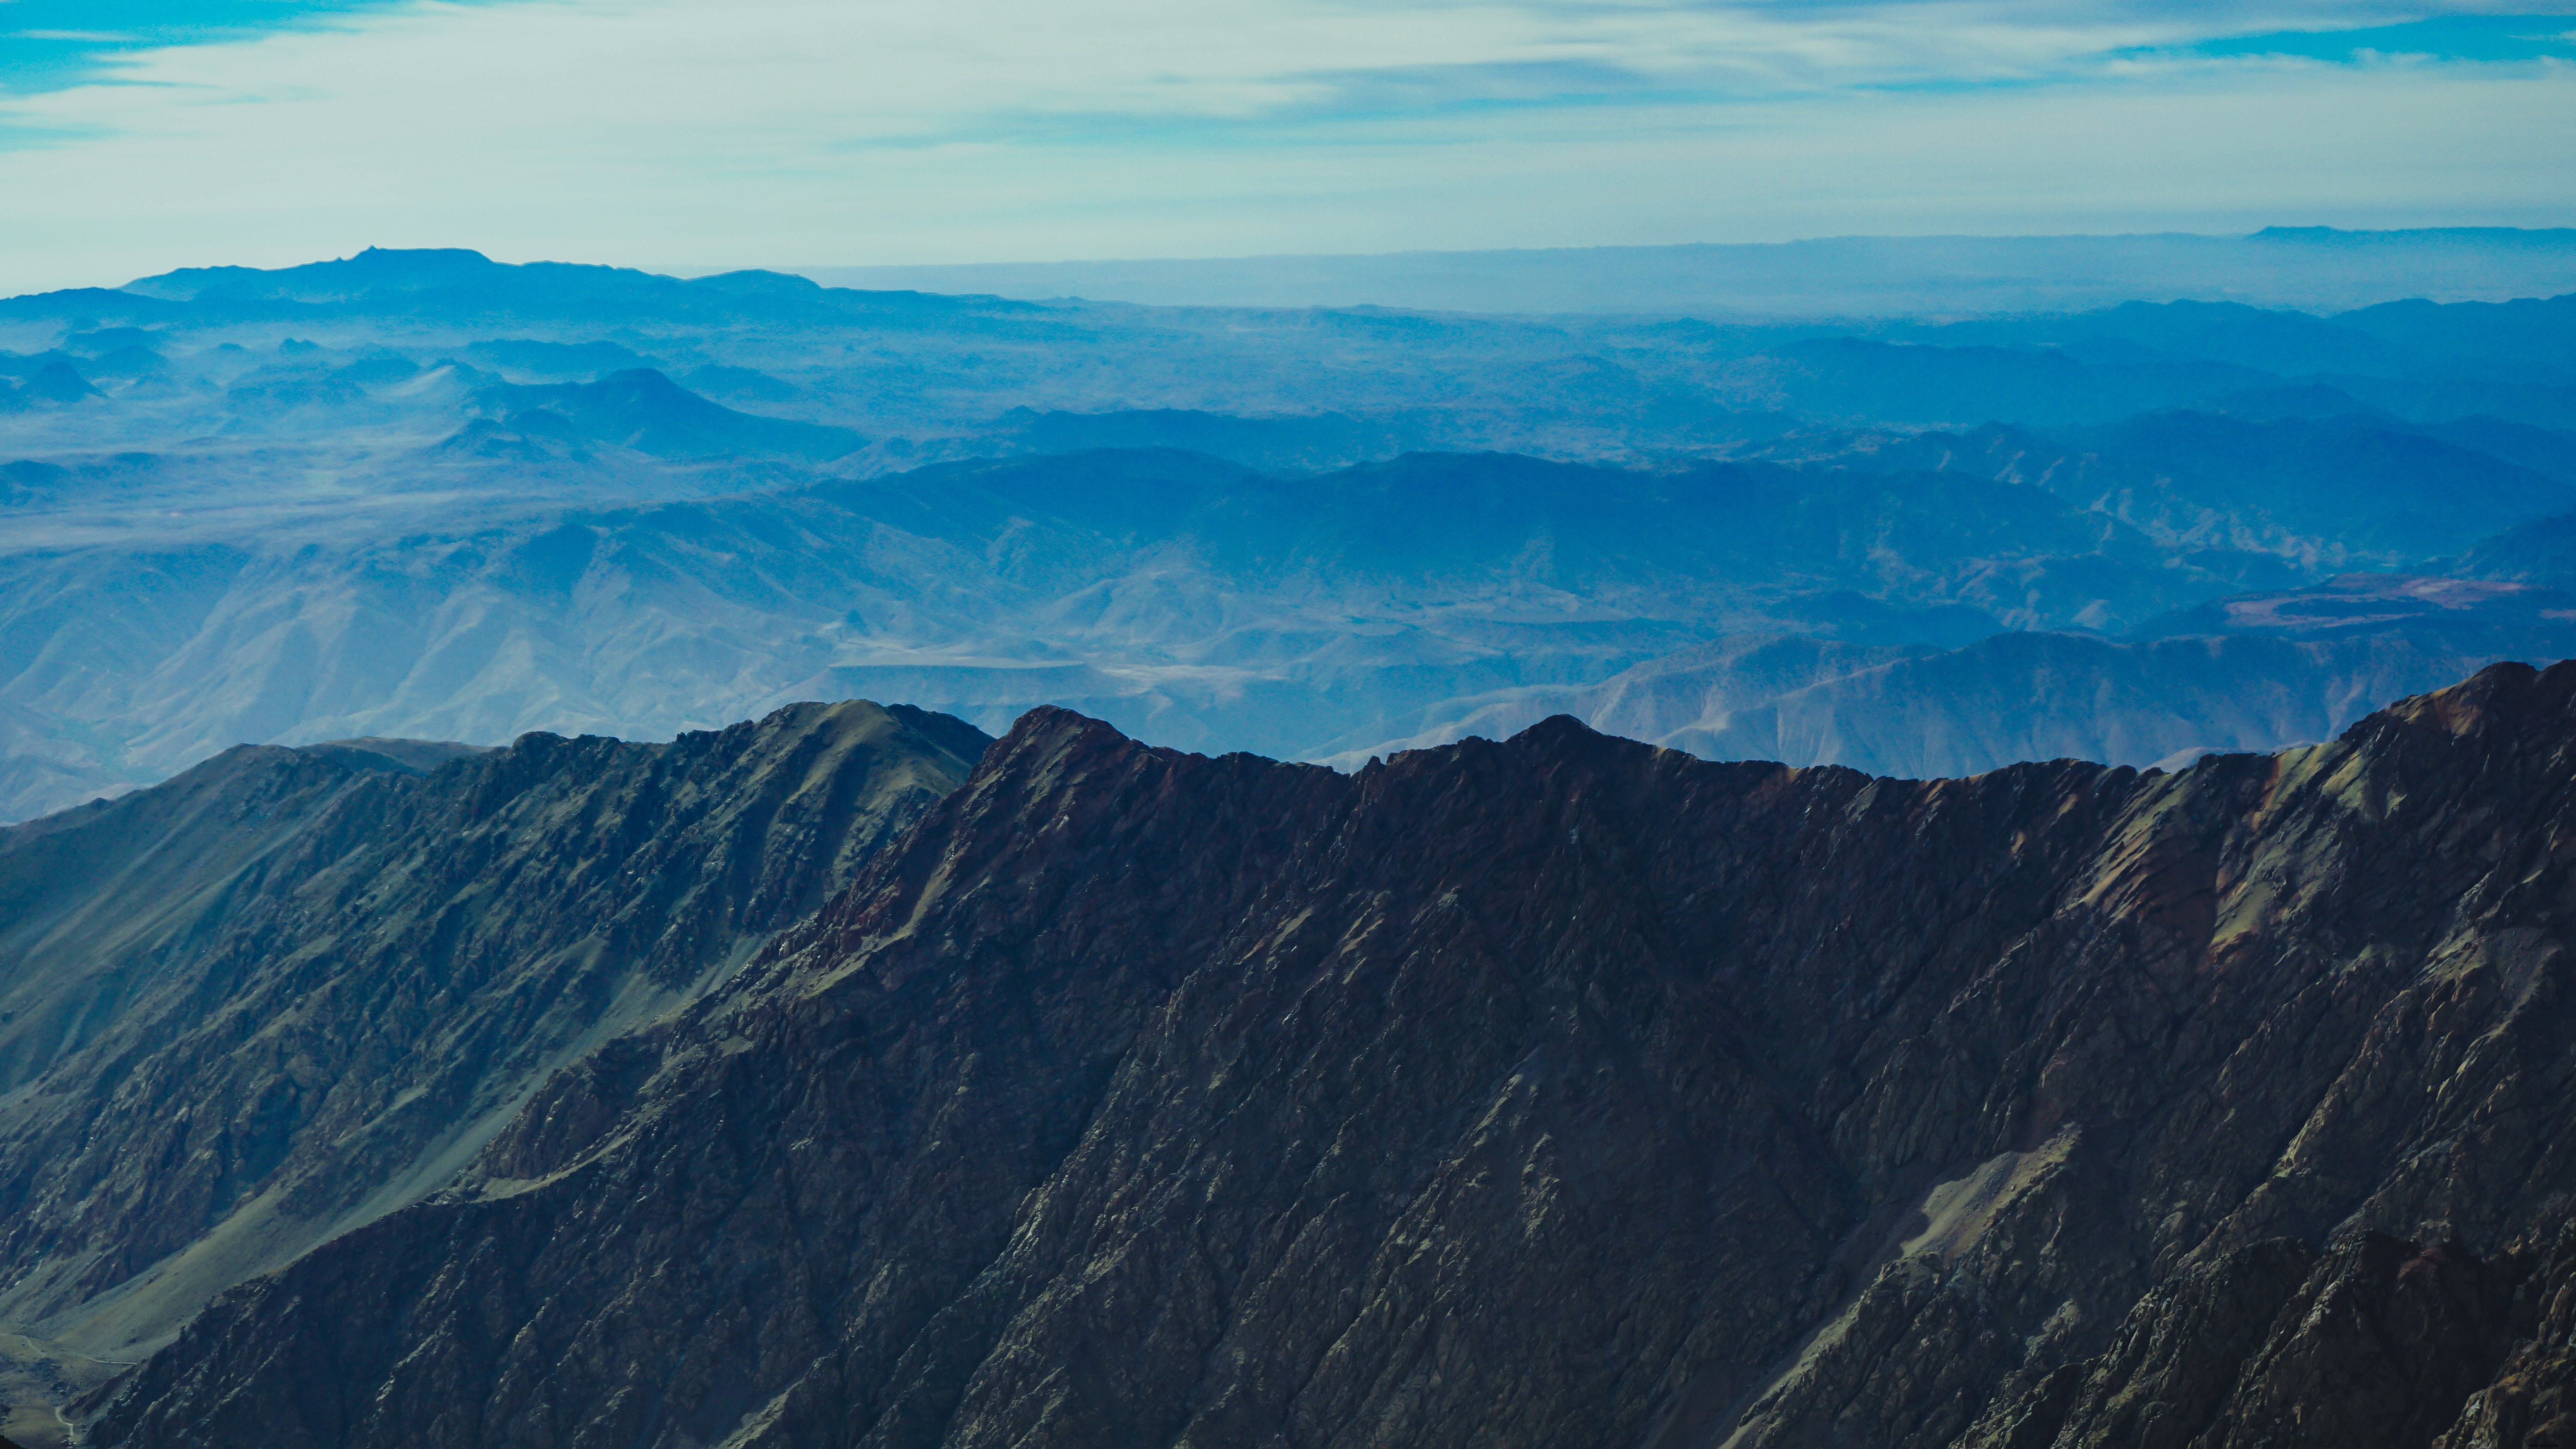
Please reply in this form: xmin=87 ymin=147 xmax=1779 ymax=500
xmin=0 ymin=701 xmax=987 ymax=1381
xmin=2437 ymin=1224 xmax=2576 ymax=1449
xmin=1959 ymin=1232 xmax=2527 ymax=1449
xmin=52 ymin=660 xmax=2576 ymax=1448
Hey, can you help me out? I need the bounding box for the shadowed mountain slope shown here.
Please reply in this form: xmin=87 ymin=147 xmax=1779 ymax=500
xmin=0 ymin=700 xmax=987 ymax=1402
xmin=79 ymin=661 xmax=2576 ymax=1449
xmin=2058 ymin=410 xmax=2576 ymax=560
xmin=1807 ymin=413 xmax=2576 ymax=567
xmin=472 ymin=370 xmax=864 ymax=460
xmin=2461 ymin=506 xmax=2576 ymax=593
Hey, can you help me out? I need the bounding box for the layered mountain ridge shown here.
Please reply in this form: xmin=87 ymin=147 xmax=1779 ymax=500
xmin=49 ymin=660 xmax=2576 ymax=1449
xmin=14 ymin=432 xmax=2575 ymax=824
xmin=10 ymin=249 xmax=2576 ymax=823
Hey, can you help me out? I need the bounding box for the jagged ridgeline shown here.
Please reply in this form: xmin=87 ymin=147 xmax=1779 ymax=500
xmin=0 ymin=701 xmax=990 ymax=1442
xmin=1 ymin=663 xmax=2562 ymax=1447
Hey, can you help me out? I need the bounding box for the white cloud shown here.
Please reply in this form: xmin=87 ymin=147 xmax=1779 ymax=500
xmin=0 ymin=0 xmax=2568 ymax=292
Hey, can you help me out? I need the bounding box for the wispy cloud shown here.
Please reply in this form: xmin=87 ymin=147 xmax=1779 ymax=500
xmin=2147 ymin=11 xmax=2576 ymax=62
xmin=0 ymin=0 xmax=2567 ymax=292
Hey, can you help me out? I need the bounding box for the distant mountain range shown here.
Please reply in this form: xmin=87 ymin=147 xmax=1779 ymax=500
xmin=801 ymin=226 xmax=2576 ymax=315
xmin=1323 ymin=603 xmax=2576 ymax=778
xmin=2 ymin=427 xmax=2571 ymax=820
xmin=1 ymin=247 xmax=2574 ymax=825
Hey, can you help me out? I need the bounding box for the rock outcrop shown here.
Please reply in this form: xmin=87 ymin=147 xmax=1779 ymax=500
xmin=2438 ymin=1223 xmax=2576 ymax=1449
xmin=0 ymin=702 xmax=986 ymax=1388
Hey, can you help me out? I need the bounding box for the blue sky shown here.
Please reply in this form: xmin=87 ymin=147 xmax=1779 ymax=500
xmin=0 ymin=2 xmax=431 ymax=91
xmin=0 ymin=1 xmax=2570 ymax=292
xmin=2169 ymin=11 xmax=2576 ymax=60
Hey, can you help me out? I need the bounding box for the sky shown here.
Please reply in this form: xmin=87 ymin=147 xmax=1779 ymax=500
xmin=0 ymin=1 xmax=2571 ymax=293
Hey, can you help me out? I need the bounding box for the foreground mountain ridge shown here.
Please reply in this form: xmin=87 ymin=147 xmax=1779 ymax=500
xmin=64 ymin=661 xmax=2576 ymax=1448
xmin=0 ymin=702 xmax=988 ymax=1439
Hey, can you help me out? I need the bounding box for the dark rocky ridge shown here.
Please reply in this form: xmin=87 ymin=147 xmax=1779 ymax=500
xmin=65 ymin=661 xmax=2576 ymax=1447
xmin=0 ymin=701 xmax=987 ymax=1427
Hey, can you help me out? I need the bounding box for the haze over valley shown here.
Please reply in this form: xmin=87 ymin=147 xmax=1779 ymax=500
xmin=8 ymin=239 xmax=2576 ymax=822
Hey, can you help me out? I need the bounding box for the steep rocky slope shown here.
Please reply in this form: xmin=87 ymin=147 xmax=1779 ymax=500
xmin=0 ymin=701 xmax=986 ymax=1415
xmin=75 ymin=661 xmax=2576 ymax=1448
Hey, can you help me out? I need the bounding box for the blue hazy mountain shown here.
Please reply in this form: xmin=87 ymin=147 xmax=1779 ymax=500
xmin=2 ymin=246 xmax=2575 ymax=821
xmin=465 ymin=337 xmax=666 ymax=378
xmin=1307 ymin=576 xmax=2576 ymax=776
xmin=469 ymin=369 xmax=864 ymax=461
xmin=803 ymin=227 xmax=2576 ymax=315
xmin=982 ymin=406 xmax=1417 ymax=473
xmin=31 ymin=246 xmax=1024 ymax=330
xmin=1917 ymin=298 xmax=2414 ymax=375
xmin=3 ymin=359 xmax=102 ymax=409
xmin=0 ymin=433 xmax=2543 ymax=820
xmin=1752 ymin=336 xmax=2278 ymax=426
xmin=1808 ymin=411 xmax=2576 ymax=563
xmin=2417 ymin=415 xmax=2576 ymax=484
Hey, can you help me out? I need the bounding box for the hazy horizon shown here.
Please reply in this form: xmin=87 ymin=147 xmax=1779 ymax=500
xmin=789 ymin=225 xmax=2576 ymax=316
xmin=12 ymin=224 xmax=2576 ymax=324
xmin=5 ymin=3 xmax=2573 ymax=294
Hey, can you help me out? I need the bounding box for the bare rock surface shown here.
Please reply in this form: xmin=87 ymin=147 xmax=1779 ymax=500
xmin=2438 ymin=1223 xmax=2576 ymax=1449
xmin=0 ymin=699 xmax=986 ymax=1396
xmin=56 ymin=661 xmax=2576 ymax=1449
